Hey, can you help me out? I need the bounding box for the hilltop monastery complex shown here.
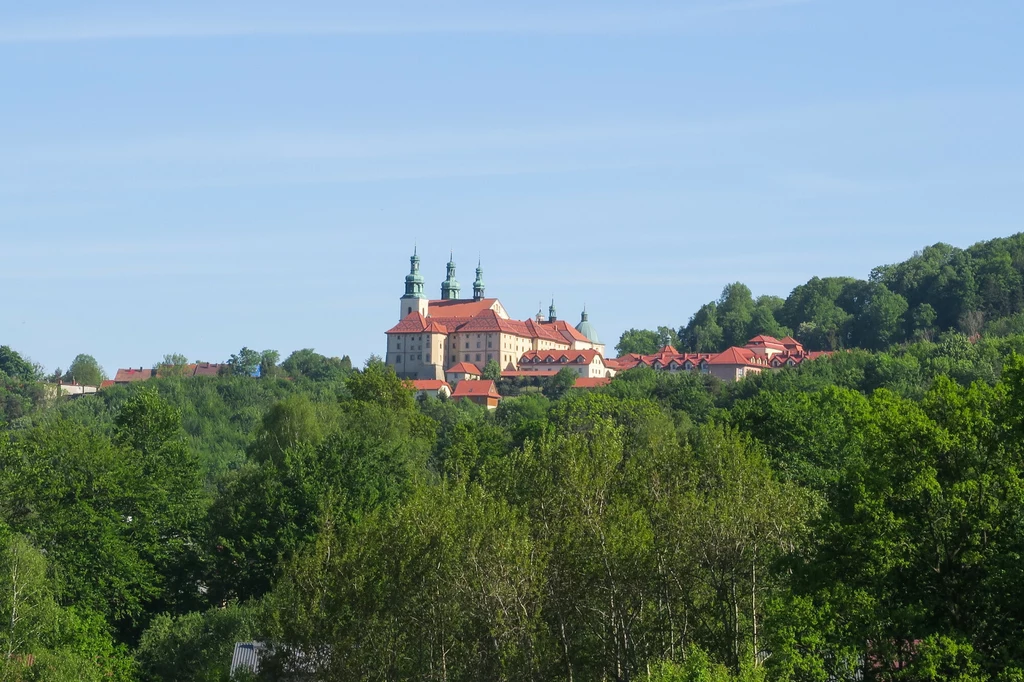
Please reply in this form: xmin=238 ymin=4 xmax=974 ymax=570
xmin=70 ymin=253 xmax=830 ymax=408
xmin=385 ymin=251 xmax=609 ymax=382
xmin=384 ymin=252 xmax=827 ymax=385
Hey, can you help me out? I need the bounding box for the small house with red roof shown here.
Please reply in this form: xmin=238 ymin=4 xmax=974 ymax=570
xmin=113 ymin=367 xmax=156 ymax=384
xmin=190 ymin=362 xmax=224 ymax=377
xmin=409 ymin=379 xmax=453 ymax=400
xmin=706 ymin=346 xmax=770 ymax=381
xmin=574 ymin=377 xmax=611 ymax=389
xmin=445 ymin=362 xmax=481 ymax=383
xmin=450 ymin=379 xmax=502 ymax=409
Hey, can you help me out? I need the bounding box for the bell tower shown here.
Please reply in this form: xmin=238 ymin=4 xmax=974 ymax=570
xmin=440 ymin=252 xmax=461 ymax=300
xmin=473 ymin=258 xmax=486 ymax=301
xmin=399 ymin=247 xmax=429 ymax=320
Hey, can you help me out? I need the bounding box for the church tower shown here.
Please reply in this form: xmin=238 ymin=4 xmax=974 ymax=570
xmin=399 ymin=247 xmax=429 ymax=320
xmin=576 ymin=306 xmax=600 ymax=343
xmin=548 ymin=298 xmax=557 ymax=322
xmin=440 ymin=253 xmax=461 ymax=300
xmin=473 ymin=258 xmax=486 ymax=301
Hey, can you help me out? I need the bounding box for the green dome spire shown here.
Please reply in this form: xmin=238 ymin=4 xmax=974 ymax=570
xmin=473 ymin=257 xmax=486 ymax=301
xmin=403 ymin=246 xmax=426 ymax=299
xmin=575 ymin=306 xmax=601 ymax=344
xmin=440 ymin=252 xmax=461 ymax=300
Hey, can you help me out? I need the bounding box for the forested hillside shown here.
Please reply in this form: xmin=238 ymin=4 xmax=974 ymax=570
xmin=617 ymin=233 xmax=1024 ymax=356
xmin=5 ymin=236 xmax=1024 ymax=680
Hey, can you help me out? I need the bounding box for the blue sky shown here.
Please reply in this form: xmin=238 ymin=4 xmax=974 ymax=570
xmin=2 ymin=0 xmax=1023 ymax=376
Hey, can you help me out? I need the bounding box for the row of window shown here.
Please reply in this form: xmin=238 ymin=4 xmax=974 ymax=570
xmin=396 ymin=350 xmax=589 ymax=367
xmin=392 ymin=355 xmax=431 ymax=363
xmin=395 ymin=334 xmax=569 ymax=358
xmin=451 ymin=353 xmax=495 ymax=363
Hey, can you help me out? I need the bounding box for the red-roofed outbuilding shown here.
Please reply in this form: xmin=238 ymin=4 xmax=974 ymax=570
xmin=113 ymin=367 xmax=156 ymax=384
xmin=450 ymin=379 xmax=502 ymax=409
xmin=410 ymin=379 xmax=453 ymax=399
xmin=446 ymin=362 xmax=482 ymax=382
xmin=574 ymin=377 xmax=611 ymax=389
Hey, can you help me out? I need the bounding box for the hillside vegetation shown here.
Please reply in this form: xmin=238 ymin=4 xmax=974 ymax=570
xmin=618 ymin=232 xmax=1024 ymax=355
xmin=4 ymin=236 xmax=1024 ymax=680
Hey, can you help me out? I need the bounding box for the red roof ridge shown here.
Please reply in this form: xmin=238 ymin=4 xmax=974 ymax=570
xmin=410 ymin=379 xmax=451 ymax=391
xmin=451 ymin=379 xmax=501 ymax=399
xmin=521 ymin=349 xmax=601 ymax=363
xmin=386 ymin=311 xmax=428 ymax=334
xmin=447 ymin=362 xmax=481 ymax=375
xmin=707 ymin=347 xmax=764 ymax=366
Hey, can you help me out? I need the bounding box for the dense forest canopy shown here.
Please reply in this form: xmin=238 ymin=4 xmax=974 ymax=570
xmin=5 ymin=235 xmax=1024 ymax=680
xmin=617 ymin=233 xmax=1024 ymax=356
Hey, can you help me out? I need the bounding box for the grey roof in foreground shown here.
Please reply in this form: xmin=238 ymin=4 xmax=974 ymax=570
xmin=230 ymin=641 xmax=266 ymax=676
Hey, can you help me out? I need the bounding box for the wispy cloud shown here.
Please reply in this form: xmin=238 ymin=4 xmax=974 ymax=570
xmin=0 ymin=0 xmax=813 ymax=44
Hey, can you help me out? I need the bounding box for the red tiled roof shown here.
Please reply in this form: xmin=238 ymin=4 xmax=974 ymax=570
xmin=428 ymin=316 xmax=476 ymax=331
xmin=609 ymin=356 xmax=642 ymax=370
xmin=113 ymin=368 xmax=156 ymax=383
xmin=424 ymin=319 xmax=449 ymax=334
xmin=410 ymin=380 xmax=451 ymax=391
xmin=386 ymin=311 xmax=428 ymax=334
xmin=451 ymin=379 xmax=501 ymax=399
xmin=386 ymin=302 xmax=583 ymax=349
xmin=191 ymin=362 xmax=223 ymax=377
xmin=608 ymin=343 xmax=830 ymax=373
xmin=746 ymin=335 xmax=787 ymax=350
xmin=447 ymin=362 xmax=481 ymax=376
xmin=523 ymin=318 xmax=567 ymax=343
xmin=456 ymin=309 xmax=528 ymax=335
xmin=100 ymin=380 xmax=116 ymax=389
xmin=520 ymin=349 xmax=602 ymax=365
xmin=502 ymin=367 xmax=563 ymax=377
xmin=707 ymin=347 xmax=766 ymax=367
xmin=770 ymin=350 xmax=830 ymax=366
xmin=548 ymin=320 xmax=592 ymax=344
xmin=427 ymin=298 xmax=498 ymax=318
xmin=608 ymin=345 xmax=713 ymax=370
xmin=575 ymin=377 xmax=611 ymax=388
